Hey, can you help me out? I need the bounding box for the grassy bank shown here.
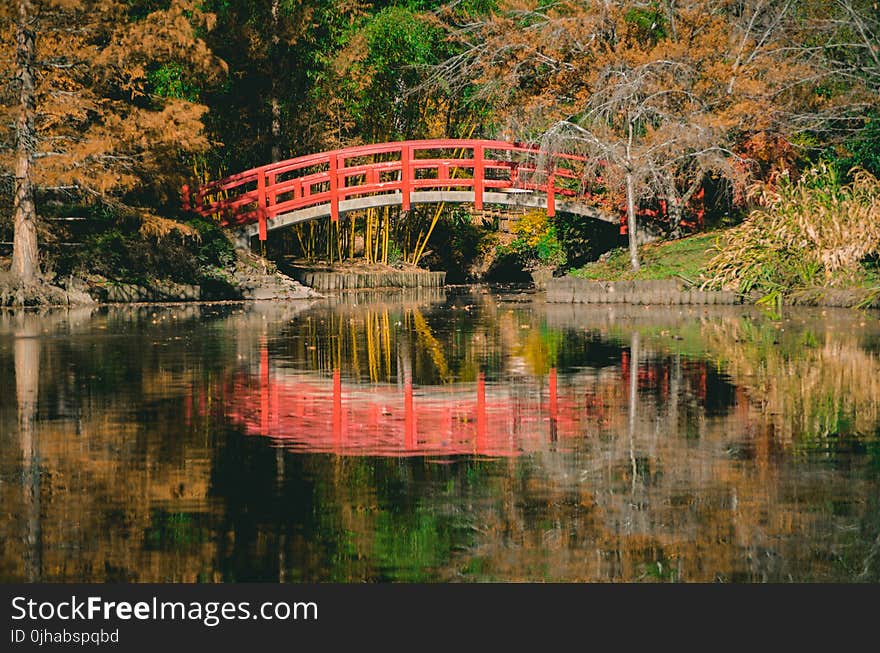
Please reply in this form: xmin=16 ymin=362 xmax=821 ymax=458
xmin=570 ymin=232 xmax=720 ymax=283
xmin=565 ymin=227 xmax=880 ymax=309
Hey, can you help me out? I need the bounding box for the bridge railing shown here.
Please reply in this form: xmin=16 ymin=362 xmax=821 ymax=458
xmin=183 ymin=139 xmax=591 ymax=241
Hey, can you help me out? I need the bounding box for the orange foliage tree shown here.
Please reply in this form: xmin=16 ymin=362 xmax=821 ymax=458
xmin=436 ymin=0 xmax=865 ymax=269
xmin=0 ymin=0 xmax=224 ymax=285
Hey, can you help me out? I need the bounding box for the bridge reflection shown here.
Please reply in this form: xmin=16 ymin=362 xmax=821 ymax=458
xmin=226 ymin=342 xmax=568 ymax=457
xmin=162 ymin=297 xmax=736 ymax=460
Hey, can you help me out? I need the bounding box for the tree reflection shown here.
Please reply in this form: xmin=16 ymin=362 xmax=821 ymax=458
xmin=14 ymin=313 xmax=41 ymax=582
xmin=0 ymin=299 xmax=878 ymax=582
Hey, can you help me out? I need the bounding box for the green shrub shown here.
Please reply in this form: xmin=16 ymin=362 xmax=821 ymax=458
xmin=191 ymin=218 xmax=236 ymax=270
xmin=506 ymin=210 xmax=567 ymax=269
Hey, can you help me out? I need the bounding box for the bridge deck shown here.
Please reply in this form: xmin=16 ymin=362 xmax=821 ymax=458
xmin=246 ymin=190 xmax=611 ymax=239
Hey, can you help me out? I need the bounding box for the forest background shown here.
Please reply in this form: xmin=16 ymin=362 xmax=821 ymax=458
xmin=1 ymin=0 xmax=879 ymax=301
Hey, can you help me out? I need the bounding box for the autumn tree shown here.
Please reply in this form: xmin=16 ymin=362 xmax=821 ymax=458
xmin=436 ymin=0 xmax=863 ymax=269
xmin=8 ymin=0 xmax=37 ymax=283
xmin=0 ymin=0 xmax=223 ymax=287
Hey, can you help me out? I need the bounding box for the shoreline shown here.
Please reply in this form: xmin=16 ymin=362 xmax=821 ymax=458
xmin=2 ymin=275 xmax=878 ymax=311
xmin=546 ymin=277 xmax=880 ymax=310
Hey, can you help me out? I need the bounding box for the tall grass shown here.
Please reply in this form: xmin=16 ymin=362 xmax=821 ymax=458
xmin=704 ymin=164 xmax=880 ymax=300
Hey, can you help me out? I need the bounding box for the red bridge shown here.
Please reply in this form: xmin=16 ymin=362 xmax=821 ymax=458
xmin=183 ymin=139 xmax=616 ymax=243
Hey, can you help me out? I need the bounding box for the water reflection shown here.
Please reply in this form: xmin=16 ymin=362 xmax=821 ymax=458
xmin=14 ymin=313 xmax=42 ymax=582
xmin=0 ymin=294 xmax=879 ymax=582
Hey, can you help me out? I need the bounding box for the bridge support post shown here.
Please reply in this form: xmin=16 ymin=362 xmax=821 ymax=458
xmin=474 ymin=144 xmax=484 ymax=211
xmin=257 ymin=169 xmax=268 ymax=241
xmin=401 ymin=145 xmax=412 ymax=212
xmin=329 ymin=152 xmax=339 ymax=222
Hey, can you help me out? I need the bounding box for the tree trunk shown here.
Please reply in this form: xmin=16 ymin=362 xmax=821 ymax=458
xmin=11 ymin=0 xmax=39 ymax=285
xmin=666 ymin=174 xmax=684 ymax=240
xmin=625 ymin=172 xmax=640 ymax=272
xmin=665 ymin=172 xmax=702 ymax=239
xmin=271 ymin=97 xmax=282 ymax=163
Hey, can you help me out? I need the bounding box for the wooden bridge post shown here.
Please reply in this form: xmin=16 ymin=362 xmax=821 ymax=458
xmin=257 ymin=170 xmax=268 ymax=241
xmin=329 ymin=152 xmax=339 ymax=222
xmin=546 ymin=169 xmax=556 ymax=217
xmin=267 ymin=171 xmax=277 ymax=220
xmin=401 ymin=144 xmax=412 ymax=212
xmin=473 ymin=144 xmax=484 ymax=211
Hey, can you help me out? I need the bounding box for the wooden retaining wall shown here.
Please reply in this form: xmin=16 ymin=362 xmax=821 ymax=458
xmin=292 ymin=269 xmax=446 ymax=292
xmin=546 ymin=278 xmax=743 ymax=305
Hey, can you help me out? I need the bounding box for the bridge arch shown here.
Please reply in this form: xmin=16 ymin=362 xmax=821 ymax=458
xmin=184 ymin=139 xmax=617 ymax=244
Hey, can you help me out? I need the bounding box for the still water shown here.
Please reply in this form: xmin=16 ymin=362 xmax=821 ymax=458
xmin=2 ymin=288 xmax=880 ymax=582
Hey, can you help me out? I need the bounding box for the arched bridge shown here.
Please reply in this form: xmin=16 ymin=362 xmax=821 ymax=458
xmin=183 ymin=139 xmax=616 ymax=243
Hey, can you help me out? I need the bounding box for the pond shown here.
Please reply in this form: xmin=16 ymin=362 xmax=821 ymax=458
xmin=1 ymin=288 xmax=880 ymax=582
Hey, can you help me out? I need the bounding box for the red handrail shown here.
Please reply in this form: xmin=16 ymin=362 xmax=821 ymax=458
xmin=183 ymin=139 xmax=591 ymax=241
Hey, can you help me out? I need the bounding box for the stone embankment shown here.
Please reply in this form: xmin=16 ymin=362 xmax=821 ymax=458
xmin=0 ymin=256 xmax=318 ymax=307
xmin=546 ymin=277 xmax=880 ymax=308
xmin=546 ymin=278 xmax=743 ymax=305
xmin=94 ymin=267 xmax=317 ymax=303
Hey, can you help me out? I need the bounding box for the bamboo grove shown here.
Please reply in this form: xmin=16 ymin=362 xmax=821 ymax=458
xmin=284 ymin=203 xmax=462 ymax=267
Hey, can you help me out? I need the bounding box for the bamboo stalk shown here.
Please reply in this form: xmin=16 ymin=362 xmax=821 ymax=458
xmin=337 ymin=315 xmax=343 ymax=371
xmin=381 ymin=310 xmax=391 ymax=381
xmin=294 ymin=224 xmax=307 ymax=255
xmin=412 ymin=202 xmax=445 ymax=266
xmin=382 ymin=205 xmax=390 ymax=264
xmin=410 ymin=128 xmax=476 ymax=265
xmin=365 ymin=208 xmax=373 ymax=263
